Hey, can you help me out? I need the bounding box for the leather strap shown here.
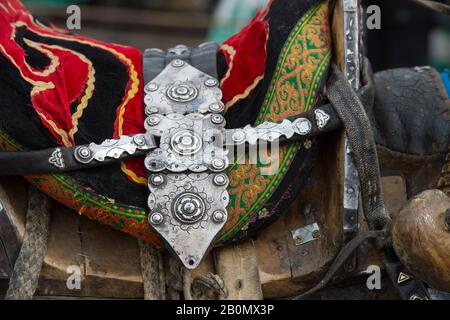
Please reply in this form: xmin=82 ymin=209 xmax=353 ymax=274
xmin=0 ymin=134 xmax=157 ymax=176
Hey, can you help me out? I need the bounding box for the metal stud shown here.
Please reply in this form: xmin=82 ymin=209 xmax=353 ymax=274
xmin=149 ymin=212 xmax=163 ymax=225
xmin=204 ymin=78 xmax=218 ymax=87
xmin=166 ymin=83 xmax=198 ymax=102
xmin=211 ymin=114 xmax=224 ymax=125
xmin=209 ymin=102 xmax=224 ymax=113
xmin=294 ymin=118 xmax=312 ymax=135
xmin=171 ymin=59 xmax=185 ymax=67
xmin=145 ymin=106 xmax=159 ymax=116
xmin=211 ymin=158 xmax=225 ymax=170
xmin=132 ymin=134 xmax=146 ymax=147
xmin=146 ymin=116 xmax=160 ymax=126
xmin=144 ymin=95 xmax=152 ymax=106
xmin=145 ymin=48 xmax=164 ymax=53
xmin=212 ymin=210 xmax=226 ymax=223
xmin=150 ymin=174 xmax=164 ymax=186
xmin=74 ymin=146 xmax=93 ymax=164
xmin=146 ymin=82 xmax=158 ymax=92
xmin=213 ymin=174 xmax=228 ymax=186
xmin=232 ymin=130 xmax=246 ymax=143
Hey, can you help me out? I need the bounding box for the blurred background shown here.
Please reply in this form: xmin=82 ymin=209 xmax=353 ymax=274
xmin=22 ymin=0 xmax=449 ymax=71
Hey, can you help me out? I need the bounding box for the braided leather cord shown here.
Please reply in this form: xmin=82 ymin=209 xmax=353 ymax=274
xmin=5 ymin=186 xmax=51 ymax=300
xmin=326 ymin=63 xmax=390 ymax=230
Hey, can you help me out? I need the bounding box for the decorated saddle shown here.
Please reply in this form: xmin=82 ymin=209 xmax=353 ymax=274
xmin=0 ymin=0 xmax=334 ymax=255
xmin=0 ymin=0 xmax=449 ymax=300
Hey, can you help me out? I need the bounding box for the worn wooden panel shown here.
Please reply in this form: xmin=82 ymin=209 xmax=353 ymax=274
xmin=0 ymin=177 xmax=28 ymax=240
xmin=37 ymin=206 xmax=145 ymax=298
xmin=37 ymin=203 xmax=84 ymax=296
xmin=215 ymin=240 xmax=263 ymax=300
xmin=254 ymin=218 xmax=292 ymax=298
xmin=0 ymin=177 xmax=27 ymax=284
xmin=381 ymin=176 xmax=407 ymax=216
xmin=255 ymin=132 xmax=344 ymax=298
xmin=0 ymin=177 xmax=146 ymax=298
xmin=80 ymin=216 xmax=143 ymax=298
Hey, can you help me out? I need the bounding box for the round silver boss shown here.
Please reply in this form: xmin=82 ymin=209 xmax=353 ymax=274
xmin=170 ymin=130 xmax=202 ymax=156
xmin=212 ymin=210 xmax=226 ymax=223
xmin=166 ymin=83 xmax=198 ymax=103
xmin=172 ymin=192 xmax=206 ymax=224
xmin=145 ymin=106 xmax=158 ymax=116
xmin=149 ymin=212 xmax=163 ymax=225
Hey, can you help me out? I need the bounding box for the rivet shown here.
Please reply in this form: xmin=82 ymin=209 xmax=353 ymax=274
xmin=295 ymin=118 xmax=312 ymax=135
xmin=211 ymin=158 xmax=225 ymax=170
xmin=211 ymin=114 xmax=224 ymax=125
xmin=232 ymin=130 xmax=246 ymax=143
xmin=79 ymin=147 xmax=90 ymax=158
xmin=146 ymin=116 xmax=160 ymax=126
xmin=213 ymin=174 xmax=228 ymax=186
xmin=149 ymin=212 xmax=163 ymax=225
xmin=209 ymin=102 xmax=224 ymax=113
xmin=204 ymin=78 xmax=218 ymax=87
xmin=146 ymin=82 xmax=158 ymax=92
xmin=145 ymin=106 xmax=159 ymax=116
xmin=150 ymin=174 xmax=164 ymax=186
xmin=133 ymin=134 xmax=146 ymax=146
xmin=171 ymin=59 xmax=185 ymax=67
xmin=212 ymin=210 xmax=226 ymax=223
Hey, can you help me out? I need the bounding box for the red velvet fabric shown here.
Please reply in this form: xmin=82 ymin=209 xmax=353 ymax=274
xmin=220 ymin=3 xmax=270 ymax=107
xmin=0 ymin=0 xmax=144 ymax=149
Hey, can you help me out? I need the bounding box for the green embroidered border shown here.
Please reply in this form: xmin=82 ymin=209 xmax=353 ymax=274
xmin=219 ymin=2 xmax=331 ymax=241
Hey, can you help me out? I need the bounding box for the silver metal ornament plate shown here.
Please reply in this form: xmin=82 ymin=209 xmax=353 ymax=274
xmin=147 ymin=172 xmax=229 ymax=269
